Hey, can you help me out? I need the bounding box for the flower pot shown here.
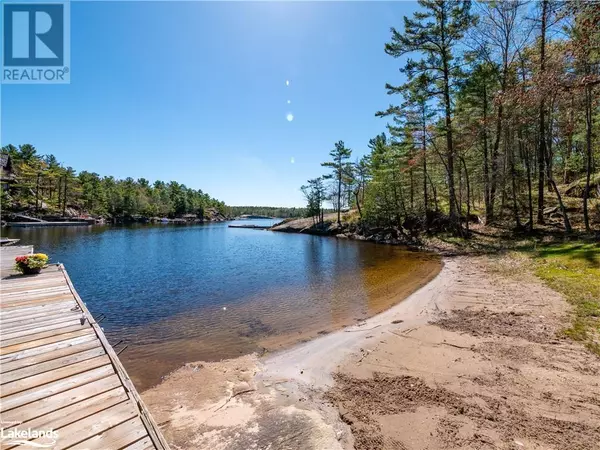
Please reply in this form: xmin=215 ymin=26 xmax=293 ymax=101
xmin=21 ymin=267 xmax=42 ymax=275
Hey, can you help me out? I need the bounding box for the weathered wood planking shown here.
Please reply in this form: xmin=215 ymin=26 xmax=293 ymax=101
xmin=0 ymin=253 xmax=170 ymax=450
xmin=0 ymin=246 xmax=33 ymax=276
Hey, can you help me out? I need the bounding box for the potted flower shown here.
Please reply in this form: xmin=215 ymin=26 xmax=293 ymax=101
xmin=14 ymin=253 xmax=49 ymax=275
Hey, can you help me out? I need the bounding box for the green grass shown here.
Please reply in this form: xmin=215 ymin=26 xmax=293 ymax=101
xmin=519 ymin=242 xmax=600 ymax=355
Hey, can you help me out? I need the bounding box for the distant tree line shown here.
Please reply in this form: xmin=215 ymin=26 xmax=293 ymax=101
xmin=302 ymin=0 xmax=599 ymax=235
xmin=1 ymin=144 xmax=226 ymax=220
xmin=226 ymin=206 xmax=308 ymax=219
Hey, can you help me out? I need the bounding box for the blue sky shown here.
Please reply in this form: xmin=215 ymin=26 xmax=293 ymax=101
xmin=1 ymin=1 xmax=418 ymax=207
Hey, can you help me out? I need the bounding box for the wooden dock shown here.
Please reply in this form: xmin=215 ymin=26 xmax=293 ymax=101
xmin=227 ymin=224 xmax=272 ymax=230
xmin=0 ymin=248 xmax=170 ymax=449
xmin=5 ymin=222 xmax=92 ymax=228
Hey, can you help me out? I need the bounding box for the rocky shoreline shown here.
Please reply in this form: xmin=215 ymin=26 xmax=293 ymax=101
xmin=1 ymin=207 xmax=230 ymax=226
xmin=270 ymin=213 xmax=420 ymax=247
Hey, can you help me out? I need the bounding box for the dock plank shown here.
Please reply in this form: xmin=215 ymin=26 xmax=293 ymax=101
xmin=125 ymin=436 xmax=155 ymax=450
xmin=68 ymin=417 xmax=149 ymax=450
xmin=0 ymin=250 xmax=169 ymax=450
xmin=0 ymin=328 xmax=94 ymax=356
xmin=1 ymin=341 xmax=102 ymax=375
xmin=0 ymin=334 xmax=98 ymax=363
xmin=0 ymin=319 xmax=84 ymax=342
xmin=0 ymin=375 xmax=123 ymax=424
xmin=0 ymin=364 xmax=115 ymax=412
xmin=29 ymin=401 xmax=140 ymax=449
xmin=1 ymin=388 xmax=129 ymax=450
xmin=0 ymin=301 xmax=77 ymax=321
xmin=0 ymin=312 xmax=83 ymax=333
xmin=1 ymin=354 xmax=111 ymax=397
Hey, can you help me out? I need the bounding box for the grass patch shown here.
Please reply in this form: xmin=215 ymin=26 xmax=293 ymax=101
xmin=519 ymin=242 xmax=600 ymax=355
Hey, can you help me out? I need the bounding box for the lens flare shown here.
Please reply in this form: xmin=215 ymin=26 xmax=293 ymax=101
xmin=286 ymin=113 xmax=294 ymax=122
xmin=285 ymin=80 xmax=290 ymax=86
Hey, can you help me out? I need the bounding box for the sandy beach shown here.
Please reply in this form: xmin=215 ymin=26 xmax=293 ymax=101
xmin=142 ymin=254 xmax=600 ymax=449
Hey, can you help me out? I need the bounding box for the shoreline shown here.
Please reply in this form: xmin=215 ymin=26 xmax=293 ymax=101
xmin=140 ymin=259 xmax=452 ymax=448
xmin=142 ymin=252 xmax=600 ymax=449
xmin=259 ymin=257 xmax=448 ymax=389
xmin=124 ymin=246 xmax=441 ymax=392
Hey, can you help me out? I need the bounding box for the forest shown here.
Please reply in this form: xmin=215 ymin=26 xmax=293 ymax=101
xmin=302 ymin=0 xmax=599 ymax=236
xmin=0 ymin=144 xmax=226 ymax=221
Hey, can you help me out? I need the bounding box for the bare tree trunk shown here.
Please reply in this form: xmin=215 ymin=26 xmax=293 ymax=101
xmin=422 ymin=111 xmax=429 ymax=229
xmin=460 ymin=156 xmax=471 ymax=236
xmin=482 ymin=83 xmax=492 ymax=223
xmin=354 ymin=190 xmax=362 ymax=218
xmin=545 ymin=152 xmax=572 ymax=233
xmin=508 ymin=128 xmax=521 ymax=229
xmin=490 ymin=103 xmax=502 ymax=223
xmin=427 ymin=172 xmax=439 ymax=213
xmin=564 ymin=96 xmax=574 ymax=184
xmin=458 ymin=160 xmax=463 ymax=219
xmin=537 ymin=0 xmax=548 ymax=225
xmin=547 ymin=96 xmax=556 ymax=193
xmin=409 ymin=164 xmax=414 ymax=211
xmin=583 ymin=84 xmax=593 ymax=232
xmin=443 ymin=64 xmax=460 ymax=235
xmin=337 ymin=170 xmax=342 ymax=224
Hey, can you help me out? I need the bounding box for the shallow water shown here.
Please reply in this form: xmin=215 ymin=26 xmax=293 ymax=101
xmin=6 ymin=221 xmax=441 ymax=390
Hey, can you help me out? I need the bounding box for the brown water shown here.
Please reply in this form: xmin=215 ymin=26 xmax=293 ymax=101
xmin=6 ymin=221 xmax=441 ymax=391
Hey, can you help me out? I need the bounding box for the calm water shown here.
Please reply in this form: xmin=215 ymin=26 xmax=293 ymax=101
xmin=6 ymin=221 xmax=441 ymax=390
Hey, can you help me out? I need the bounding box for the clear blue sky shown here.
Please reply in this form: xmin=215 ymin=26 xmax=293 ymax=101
xmin=1 ymin=1 xmax=418 ymax=207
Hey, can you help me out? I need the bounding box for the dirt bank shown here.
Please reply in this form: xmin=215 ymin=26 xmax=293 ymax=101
xmin=142 ymin=255 xmax=600 ymax=449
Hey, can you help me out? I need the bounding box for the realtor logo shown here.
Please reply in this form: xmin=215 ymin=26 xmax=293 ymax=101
xmin=2 ymin=1 xmax=70 ymax=83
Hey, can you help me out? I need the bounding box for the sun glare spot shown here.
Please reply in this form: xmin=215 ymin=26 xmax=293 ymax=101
xmin=291 ymin=157 xmax=295 ymax=164
xmin=287 ymin=100 xmax=291 ymax=104
xmin=286 ymin=80 xmax=290 ymax=86
xmin=286 ymin=113 xmax=294 ymax=122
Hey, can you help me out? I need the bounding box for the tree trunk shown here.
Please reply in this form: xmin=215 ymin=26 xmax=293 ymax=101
xmin=443 ymin=60 xmax=459 ymax=234
xmin=461 ymin=156 xmax=471 ymax=236
xmin=489 ymin=103 xmax=503 ymax=223
xmin=35 ymin=173 xmax=40 ymax=213
xmin=583 ymin=84 xmax=593 ymax=232
xmin=564 ymin=96 xmax=574 ymax=184
xmin=427 ymin=172 xmax=439 ymax=213
xmin=409 ymin=164 xmax=414 ymax=211
xmin=537 ymin=0 xmax=548 ymax=225
xmin=545 ymin=151 xmax=572 ymax=233
xmin=520 ymin=132 xmax=534 ymax=233
xmin=422 ymin=111 xmax=429 ymax=230
xmin=547 ymin=96 xmax=556 ymax=193
xmin=354 ymin=190 xmax=362 ymax=218
xmin=337 ymin=169 xmax=342 ymax=224
xmin=482 ymin=83 xmax=492 ymax=223
xmin=508 ymin=127 xmax=521 ymax=229
xmin=57 ymin=177 xmax=62 ymax=212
